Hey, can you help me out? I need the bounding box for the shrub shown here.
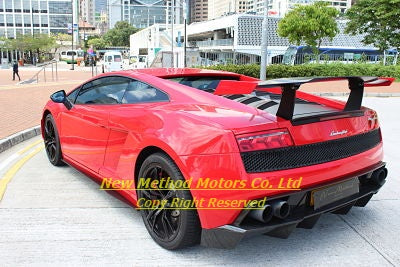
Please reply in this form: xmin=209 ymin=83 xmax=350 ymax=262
xmin=202 ymin=63 xmax=400 ymax=80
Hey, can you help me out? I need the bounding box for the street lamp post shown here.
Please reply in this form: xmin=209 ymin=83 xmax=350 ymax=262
xmin=183 ymin=0 xmax=187 ymax=67
xmin=83 ymin=20 xmax=87 ymax=48
xmin=171 ymin=0 xmax=175 ymax=67
xmin=70 ymin=0 xmax=75 ymax=70
xmin=31 ymin=11 xmax=36 ymax=65
xmin=260 ymin=0 xmax=269 ymax=80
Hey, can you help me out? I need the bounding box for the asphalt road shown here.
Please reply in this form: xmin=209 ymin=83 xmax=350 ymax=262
xmin=0 ymin=97 xmax=399 ymax=267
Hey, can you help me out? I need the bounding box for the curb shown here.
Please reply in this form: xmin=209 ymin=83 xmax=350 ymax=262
xmin=0 ymin=126 xmax=41 ymax=154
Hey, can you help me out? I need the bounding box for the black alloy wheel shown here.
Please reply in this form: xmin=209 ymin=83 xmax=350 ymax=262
xmin=137 ymin=153 xmax=201 ymax=250
xmin=44 ymin=114 xmax=64 ymax=166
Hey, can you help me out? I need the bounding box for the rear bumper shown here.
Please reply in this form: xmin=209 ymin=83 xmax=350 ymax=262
xmin=201 ymin=162 xmax=387 ymax=248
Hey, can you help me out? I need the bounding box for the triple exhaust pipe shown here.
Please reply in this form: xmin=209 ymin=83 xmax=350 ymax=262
xmin=249 ymin=200 xmax=290 ymax=223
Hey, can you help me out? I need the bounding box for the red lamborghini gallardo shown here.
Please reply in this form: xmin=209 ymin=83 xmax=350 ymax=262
xmin=41 ymin=68 xmax=392 ymax=249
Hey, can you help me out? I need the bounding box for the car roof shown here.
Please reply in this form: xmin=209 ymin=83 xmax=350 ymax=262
xmin=128 ymin=68 xmax=243 ymax=79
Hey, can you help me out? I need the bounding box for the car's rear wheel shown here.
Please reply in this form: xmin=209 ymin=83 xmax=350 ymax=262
xmin=137 ymin=153 xmax=201 ymax=250
xmin=44 ymin=114 xmax=64 ymax=166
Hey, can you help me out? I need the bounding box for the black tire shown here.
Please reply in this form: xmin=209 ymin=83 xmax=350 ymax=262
xmin=44 ymin=114 xmax=65 ymax=166
xmin=137 ymin=153 xmax=201 ymax=250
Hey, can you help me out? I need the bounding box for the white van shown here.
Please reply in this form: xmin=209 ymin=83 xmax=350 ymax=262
xmin=101 ymin=51 xmax=123 ymax=72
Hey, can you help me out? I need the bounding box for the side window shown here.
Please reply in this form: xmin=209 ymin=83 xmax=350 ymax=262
xmin=75 ymin=76 xmax=130 ymax=105
xmin=122 ymin=81 xmax=169 ymax=104
xmin=67 ymin=87 xmax=80 ymax=103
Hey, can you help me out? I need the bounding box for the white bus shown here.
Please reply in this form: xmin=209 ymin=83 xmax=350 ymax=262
xmin=59 ymin=50 xmax=84 ymax=64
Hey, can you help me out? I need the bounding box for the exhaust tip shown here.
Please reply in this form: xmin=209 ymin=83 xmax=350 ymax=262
xmin=262 ymin=205 xmax=273 ymax=222
xmin=272 ymin=200 xmax=290 ymax=219
xmin=371 ymin=168 xmax=387 ymax=186
xmin=249 ymin=204 xmax=273 ymax=223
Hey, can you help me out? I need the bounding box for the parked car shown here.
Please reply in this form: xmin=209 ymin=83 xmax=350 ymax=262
xmin=41 ymin=68 xmax=393 ymax=249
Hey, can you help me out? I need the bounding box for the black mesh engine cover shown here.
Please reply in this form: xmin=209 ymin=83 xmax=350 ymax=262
xmin=241 ymin=129 xmax=381 ymax=173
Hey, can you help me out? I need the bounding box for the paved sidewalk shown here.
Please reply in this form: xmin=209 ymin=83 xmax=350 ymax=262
xmin=0 ymin=65 xmax=98 ymax=86
xmin=0 ymin=68 xmax=399 ymax=140
xmin=0 ymin=67 xmax=96 ymax=139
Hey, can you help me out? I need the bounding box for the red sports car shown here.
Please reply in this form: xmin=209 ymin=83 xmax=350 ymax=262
xmin=41 ymin=68 xmax=392 ymax=250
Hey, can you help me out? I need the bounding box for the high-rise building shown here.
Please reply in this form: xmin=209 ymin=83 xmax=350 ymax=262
xmin=94 ymin=0 xmax=108 ymax=33
xmin=95 ymin=0 xmax=107 ymax=12
xmin=190 ymin=0 xmax=208 ymax=23
xmin=0 ymin=0 xmax=77 ymax=38
xmin=208 ymin=0 xmax=251 ymax=20
xmin=109 ymin=0 xmax=173 ymax=29
xmin=248 ymin=0 xmax=352 ymax=17
xmin=79 ymin=0 xmax=95 ymax=25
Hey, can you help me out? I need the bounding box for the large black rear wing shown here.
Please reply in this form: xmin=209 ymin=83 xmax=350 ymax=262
xmin=214 ymin=76 xmax=394 ymax=124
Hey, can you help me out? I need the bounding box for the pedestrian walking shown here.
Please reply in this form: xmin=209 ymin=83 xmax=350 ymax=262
xmin=13 ymin=61 xmax=21 ymax=81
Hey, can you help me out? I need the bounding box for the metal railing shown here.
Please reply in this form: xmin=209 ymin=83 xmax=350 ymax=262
xmin=195 ymin=51 xmax=399 ymax=66
xmin=195 ymin=39 xmax=234 ymax=47
xmin=197 ymin=51 xmax=262 ymax=66
xmin=23 ymin=59 xmax=58 ymax=84
xmin=283 ymin=53 xmax=399 ymax=65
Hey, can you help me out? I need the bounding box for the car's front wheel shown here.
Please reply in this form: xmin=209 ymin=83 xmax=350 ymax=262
xmin=137 ymin=153 xmax=201 ymax=250
xmin=44 ymin=114 xmax=64 ymax=166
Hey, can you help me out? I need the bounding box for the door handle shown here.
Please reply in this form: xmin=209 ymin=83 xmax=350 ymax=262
xmin=97 ymin=121 xmax=107 ymax=128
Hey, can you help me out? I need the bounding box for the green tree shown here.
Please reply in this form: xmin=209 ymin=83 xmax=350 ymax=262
xmin=53 ymin=33 xmax=72 ymax=46
xmin=51 ymin=33 xmax=71 ymax=53
xmin=277 ymin=1 xmax=339 ymax=52
xmin=30 ymin=34 xmax=57 ymax=53
xmin=0 ymin=36 xmax=12 ymax=50
xmin=345 ymin=0 xmax=400 ymax=51
xmin=87 ymin=37 xmax=109 ymax=49
xmin=103 ymin=21 xmax=138 ymax=47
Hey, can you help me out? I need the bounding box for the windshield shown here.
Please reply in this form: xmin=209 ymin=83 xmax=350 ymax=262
xmin=166 ymin=76 xmax=238 ymax=92
xmin=114 ymin=55 xmax=122 ymax=62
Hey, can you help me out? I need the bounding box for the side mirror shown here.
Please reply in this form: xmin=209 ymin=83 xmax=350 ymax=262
xmin=50 ymin=90 xmax=73 ymax=110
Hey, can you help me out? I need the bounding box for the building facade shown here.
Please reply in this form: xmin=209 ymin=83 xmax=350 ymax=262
xmin=93 ymin=0 xmax=108 ymax=34
xmin=79 ymin=0 xmax=95 ymax=25
xmin=109 ymin=0 xmax=171 ymax=29
xmin=249 ymin=0 xmax=352 ymax=17
xmin=0 ymin=0 xmax=77 ymax=38
xmin=208 ymin=0 xmax=251 ymax=20
xmin=95 ymin=0 xmax=107 ymax=12
xmin=190 ymin=0 xmax=208 ymax=23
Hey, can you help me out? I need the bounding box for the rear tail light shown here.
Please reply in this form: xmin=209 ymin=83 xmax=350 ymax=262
xmin=236 ymin=129 xmax=294 ymax=152
xmin=368 ymin=112 xmax=379 ymax=130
